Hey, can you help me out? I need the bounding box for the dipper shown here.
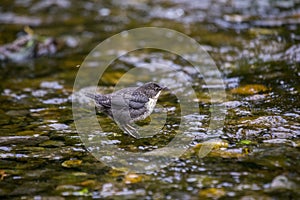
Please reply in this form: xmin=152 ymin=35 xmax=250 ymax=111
xmin=86 ymin=82 xmax=165 ymax=138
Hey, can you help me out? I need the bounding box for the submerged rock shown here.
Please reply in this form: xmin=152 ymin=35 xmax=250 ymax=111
xmin=62 ymin=160 xmax=82 ymax=168
xmin=124 ymin=173 xmax=144 ymax=184
xmin=199 ymin=188 xmax=226 ymax=199
xmin=231 ymin=84 xmax=269 ymax=95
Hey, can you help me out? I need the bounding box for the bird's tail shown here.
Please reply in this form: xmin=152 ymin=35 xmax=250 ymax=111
xmin=84 ymin=92 xmax=96 ymax=100
xmin=84 ymin=92 xmax=111 ymax=108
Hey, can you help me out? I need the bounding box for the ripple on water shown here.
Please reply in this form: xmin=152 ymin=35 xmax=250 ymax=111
xmin=48 ymin=123 xmax=69 ymax=130
xmin=42 ymin=98 xmax=68 ymax=104
xmin=40 ymin=81 xmax=64 ymax=90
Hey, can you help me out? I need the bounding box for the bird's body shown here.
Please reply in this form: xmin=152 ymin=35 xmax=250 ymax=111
xmin=86 ymin=82 xmax=164 ymax=138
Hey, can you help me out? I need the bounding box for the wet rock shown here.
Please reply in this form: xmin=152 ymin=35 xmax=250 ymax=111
xmin=0 ymin=110 xmax=11 ymax=125
xmin=17 ymin=130 xmax=39 ymax=136
xmin=34 ymin=196 xmax=65 ymax=200
xmin=0 ymin=34 xmax=35 ymax=61
xmin=40 ymin=81 xmax=64 ymax=90
xmin=221 ymin=101 xmax=249 ymax=109
xmin=249 ymin=27 xmax=278 ymax=36
xmin=79 ymin=180 xmax=98 ymax=188
xmin=6 ymin=109 xmax=30 ymax=117
xmin=56 ymin=185 xmax=82 ymax=193
xmin=36 ymin=37 xmax=59 ymax=57
xmin=0 ymin=28 xmax=61 ymax=62
xmin=231 ymin=84 xmax=269 ymax=95
xmin=39 ymin=140 xmax=65 ymax=147
xmin=166 ymin=192 xmax=192 ymax=200
xmin=0 ymin=135 xmax=49 ymax=146
xmin=48 ymin=123 xmax=69 ymax=130
xmin=98 ymin=183 xmax=146 ymax=198
xmin=0 ymin=12 xmax=41 ymax=26
xmin=62 ymin=160 xmax=82 ymax=168
xmin=11 ymin=181 xmax=51 ymax=195
xmin=263 ymin=139 xmax=296 ymax=146
xmin=232 ymin=115 xmax=299 ymax=139
xmin=124 ymin=173 xmax=143 ymax=184
xmin=99 ymin=183 xmax=115 ymax=198
xmin=199 ymin=188 xmax=226 ymax=199
xmin=244 ymin=94 xmax=266 ymax=101
xmin=22 ymin=146 xmax=45 ymax=152
xmin=64 ymin=36 xmax=79 ymax=48
xmin=64 ymin=136 xmax=82 ymax=146
xmin=242 ymin=195 xmax=273 ymax=200
xmin=31 ymin=89 xmax=48 ymax=97
xmin=248 ymin=116 xmax=287 ymax=127
xmin=236 ymin=183 xmax=261 ymax=191
xmin=208 ymin=148 xmax=245 ymax=159
xmin=194 ymin=139 xmax=229 ymax=158
xmin=270 ymin=175 xmax=294 ymax=190
xmin=42 ymin=98 xmax=68 ymax=105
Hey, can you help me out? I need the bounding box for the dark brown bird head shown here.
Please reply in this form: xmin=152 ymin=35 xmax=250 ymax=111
xmin=135 ymin=82 xmax=165 ymax=99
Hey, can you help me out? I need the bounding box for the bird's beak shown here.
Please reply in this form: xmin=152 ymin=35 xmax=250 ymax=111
xmin=162 ymin=86 xmax=169 ymax=91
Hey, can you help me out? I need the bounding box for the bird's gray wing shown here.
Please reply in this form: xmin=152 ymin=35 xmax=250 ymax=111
xmin=128 ymin=93 xmax=149 ymax=109
xmin=110 ymin=94 xmax=131 ymax=108
xmin=109 ymin=87 xmax=148 ymax=109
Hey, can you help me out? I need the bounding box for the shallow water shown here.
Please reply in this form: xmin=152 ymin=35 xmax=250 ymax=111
xmin=0 ymin=0 xmax=300 ymax=199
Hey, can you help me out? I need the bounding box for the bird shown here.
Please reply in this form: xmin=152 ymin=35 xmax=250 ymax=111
xmin=85 ymin=82 xmax=165 ymax=138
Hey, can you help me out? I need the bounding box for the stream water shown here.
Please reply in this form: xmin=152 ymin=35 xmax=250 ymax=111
xmin=0 ymin=0 xmax=299 ymax=199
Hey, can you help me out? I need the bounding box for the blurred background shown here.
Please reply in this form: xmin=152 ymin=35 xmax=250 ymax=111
xmin=0 ymin=0 xmax=299 ymax=199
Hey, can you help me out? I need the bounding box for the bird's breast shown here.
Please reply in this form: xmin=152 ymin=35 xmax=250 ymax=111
xmin=145 ymin=97 xmax=158 ymax=112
